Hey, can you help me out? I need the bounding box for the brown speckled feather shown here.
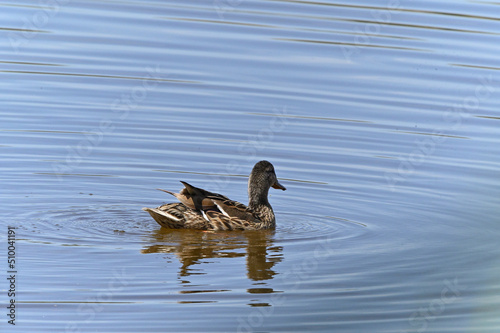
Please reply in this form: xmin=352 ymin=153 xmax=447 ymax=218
xmin=207 ymin=196 xmax=257 ymax=221
xmin=142 ymin=203 xmax=210 ymax=229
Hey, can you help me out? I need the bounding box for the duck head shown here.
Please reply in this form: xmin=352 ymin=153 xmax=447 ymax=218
xmin=248 ymin=160 xmax=286 ymax=207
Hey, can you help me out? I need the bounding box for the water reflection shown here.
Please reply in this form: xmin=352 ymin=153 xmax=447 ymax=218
xmin=142 ymin=229 xmax=283 ymax=281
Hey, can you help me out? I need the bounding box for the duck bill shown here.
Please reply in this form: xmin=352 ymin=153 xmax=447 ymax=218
xmin=272 ymin=180 xmax=286 ymax=191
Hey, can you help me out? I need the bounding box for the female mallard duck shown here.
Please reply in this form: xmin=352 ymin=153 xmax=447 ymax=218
xmin=142 ymin=160 xmax=286 ymax=230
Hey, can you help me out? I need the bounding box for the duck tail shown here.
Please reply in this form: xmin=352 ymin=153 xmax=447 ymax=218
xmin=156 ymin=188 xmax=177 ymax=197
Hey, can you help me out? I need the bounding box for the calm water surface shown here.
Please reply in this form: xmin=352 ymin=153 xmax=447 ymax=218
xmin=1 ymin=0 xmax=500 ymax=332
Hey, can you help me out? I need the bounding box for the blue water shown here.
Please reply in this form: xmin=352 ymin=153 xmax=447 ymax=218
xmin=1 ymin=1 xmax=500 ymax=332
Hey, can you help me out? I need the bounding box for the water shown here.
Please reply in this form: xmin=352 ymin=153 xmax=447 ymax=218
xmin=2 ymin=0 xmax=500 ymax=332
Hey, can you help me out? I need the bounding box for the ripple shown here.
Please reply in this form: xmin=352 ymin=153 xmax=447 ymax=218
xmin=275 ymin=212 xmax=367 ymax=244
xmin=14 ymin=205 xmax=149 ymax=248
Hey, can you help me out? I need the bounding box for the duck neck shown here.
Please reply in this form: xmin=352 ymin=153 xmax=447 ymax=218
xmin=248 ymin=179 xmax=276 ymax=226
xmin=248 ymin=179 xmax=271 ymax=210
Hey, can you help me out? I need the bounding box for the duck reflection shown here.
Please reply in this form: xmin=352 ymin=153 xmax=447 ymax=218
xmin=142 ymin=228 xmax=282 ymax=281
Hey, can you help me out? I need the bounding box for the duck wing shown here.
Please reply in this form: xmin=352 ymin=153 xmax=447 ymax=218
xmin=207 ymin=196 xmax=257 ymax=221
xmin=157 ymin=181 xmax=229 ymax=212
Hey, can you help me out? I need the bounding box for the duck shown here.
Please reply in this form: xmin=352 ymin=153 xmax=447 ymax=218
xmin=142 ymin=160 xmax=286 ymax=230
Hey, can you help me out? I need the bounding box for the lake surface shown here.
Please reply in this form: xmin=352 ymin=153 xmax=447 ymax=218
xmin=2 ymin=0 xmax=500 ymax=332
